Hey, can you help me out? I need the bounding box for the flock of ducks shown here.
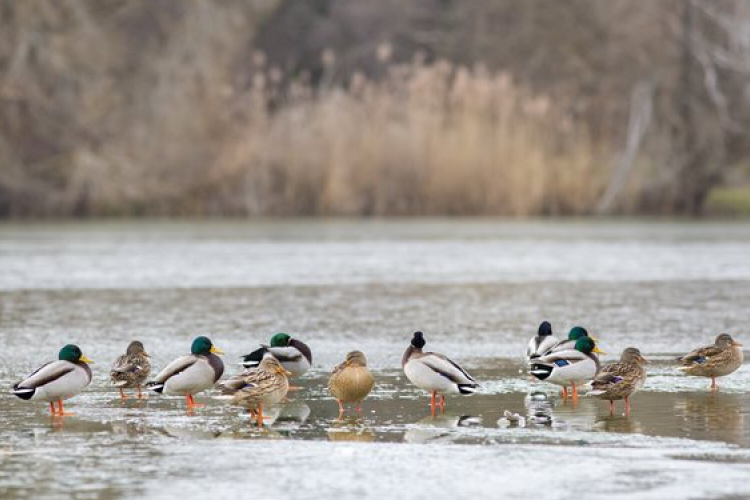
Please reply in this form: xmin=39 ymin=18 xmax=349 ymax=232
xmin=526 ymin=322 xmax=744 ymax=414
xmin=10 ymin=326 xmax=745 ymax=425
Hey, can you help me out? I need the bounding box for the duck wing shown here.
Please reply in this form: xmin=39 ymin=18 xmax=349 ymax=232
xmin=536 ymin=348 xmax=589 ymax=366
xmin=421 ymin=352 xmax=477 ymax=385
xmin=219 ymin=368 xmax=256 ymax=394
xmin=678 ymin=345 xmax=723 ymax=365
xmin=111 ymin=353 xmax=149 ymax=374
xmin=14 ymin=361 xmax=74 ymax=390
xmin=151 ymin=355 xmax=197 ymax=383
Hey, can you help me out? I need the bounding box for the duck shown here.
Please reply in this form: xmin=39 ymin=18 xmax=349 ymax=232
xmin=218 ymin=353 xmax=289 ymax=427
xmin=402 ymin=331 xmax=478 ymax=416
xmin=328 ymin=351 xmax=375 ymax=417
xmin=110 ymin=340 xmax=151 ymax=399
xmin=526 ymin=321 xmax=559 ymax=362
xmin=12 ymin=344 xmax=94 ymax=416
xmin=530 ymin=336 xmax=604 ymax=399
xmin=677 ymin=333 xmax=743 ymax=390
xmin=145 ymin=336 xmax=224 ymax=410
xmin=589 ymin=347 xmax=648 ymax=414
xmin=538 ymin=325 xmax=596 ymax=397
xmin=241 ymin=332 xmax=312 ymax=378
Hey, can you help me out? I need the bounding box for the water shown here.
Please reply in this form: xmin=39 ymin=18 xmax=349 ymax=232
xmin=1 ymin=219 xmax=749 ymax=499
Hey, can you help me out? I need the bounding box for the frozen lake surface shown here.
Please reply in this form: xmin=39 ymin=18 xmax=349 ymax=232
xmin=1 ymin=219 xmax=749 ymax=499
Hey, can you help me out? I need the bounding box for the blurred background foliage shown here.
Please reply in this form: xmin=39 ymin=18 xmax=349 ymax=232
xmin=1 ymin=0 xmax=750 ymax=217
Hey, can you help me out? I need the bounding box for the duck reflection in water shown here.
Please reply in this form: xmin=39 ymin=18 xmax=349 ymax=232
xmin=674 ymin=392 xmax=745 ymax=444
xmin=403 ymin=414 xmax=482 ymax=444
xmin=327 ymin=417 xmax=376 ymax=442
xmin=523 ymin=391 xmax=598 ymax=432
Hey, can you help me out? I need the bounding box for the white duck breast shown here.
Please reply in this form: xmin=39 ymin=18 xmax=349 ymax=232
xmin=268 ymin=346 xmax=311 ymax=376
xmin=15 ymin=360 xmax=92 ymax=402
xmin=153 ymin=355 xmax=219 ymax=395
xmin=404 ymin=355 xmax=477 ymax=395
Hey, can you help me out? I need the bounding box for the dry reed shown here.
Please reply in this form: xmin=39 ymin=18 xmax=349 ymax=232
xmin=213 ymin=60 xmax=611 ymax=216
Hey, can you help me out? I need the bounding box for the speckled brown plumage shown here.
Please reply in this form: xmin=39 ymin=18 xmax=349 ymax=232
xmin=220 ymin=355 xmax=289 ymax=411
xmin=590 ymin=347 xmax=647 ymax=412
xmin=678 ymin=334 xmax=743 ymax=389
xmin=110 ymin=341 xmax=151 ymax=395
xmin=328 ymin=351 xmax=374 ymax=408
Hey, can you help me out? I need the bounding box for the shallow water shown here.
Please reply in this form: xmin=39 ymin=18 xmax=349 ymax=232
xmin=1 ymin=219 xmax=749 ymax=499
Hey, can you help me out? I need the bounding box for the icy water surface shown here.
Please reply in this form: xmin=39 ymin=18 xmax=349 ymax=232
xmin=1 ymin=219 xmax=750 ymax=499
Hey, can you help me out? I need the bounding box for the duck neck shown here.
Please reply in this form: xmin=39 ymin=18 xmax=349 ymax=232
xmin=402 ymin=345 xmax=421 ymax=367
xmin=289 ymin=338 xmax=313 ymax=364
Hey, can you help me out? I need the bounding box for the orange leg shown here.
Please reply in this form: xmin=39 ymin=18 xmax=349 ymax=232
xmin=711 ymin=376 xmax=717 ymax=391
xmin=355 ymin=403 xmax=362 ymax=415
xmin=257 ymin=403 xmax=265 ymax=427
xmin=188 ymin=395 xmax=205 ymax=408
xmin=57 ymin=399 xmax=74 ymax=416
xmin=625 ymin=396 xmax=630 ymax=416
xmin=119 ymin=388 xmax=129 ymax=400
xmin=609 ymin=400 xmax=615 ymax=415
xmin=571 ymin=383 xmax=578 ymax=401
xmin=137 ymin=386 xmax=143 ymax=399
xmin=49 ymin=402 xmax=57 ymax=416
xmin=440 ymin=395 xmax=446 ymax=413
xmin=561 ymin=386 xmax=569 ymax=399
xmin=430 ymin=391 xmax=437 ymax=416
xmin=337 ymin=399 xmax=346 ymax=419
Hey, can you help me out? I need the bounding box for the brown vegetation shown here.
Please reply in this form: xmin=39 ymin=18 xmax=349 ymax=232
xmin=0 ymin=0 xmax=749 ymax=217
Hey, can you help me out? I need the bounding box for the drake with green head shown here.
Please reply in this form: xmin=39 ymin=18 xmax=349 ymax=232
xmin=146 ymin=335 xmax=224 ymax=411
xmin=543 ymin=326 xmax=592 ymax=355
xmin=13 ymin=344 xmax=94 ymax=416
xmin=241 ymin=332 xmax=312 ymax=377
xmin=530 ymin=336 xmax=604 ymax=399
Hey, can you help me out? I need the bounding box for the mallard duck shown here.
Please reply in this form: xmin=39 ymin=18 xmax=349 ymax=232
xmin=12 ymin=344 xmax=94 ymax=416
xmin=402 ymin=331 xmax=478 ymax=416
xmin=526 ymin=321 xmax=559 ymax=361
xmin=538 ymin=325 xmax=596 ymax=398
xmin=218 ymin=353 xmax=289 ymax=427
xmin=241 ymin=332 xmax=312 ymax=378
xmin=110 ymin=340 xmax=151 ymax=399
xmin=328 ymin=351 xmax=375 ymax=417
xmin=530 ymin=336 xmax=604 ymax=399
xmin=145 ymin=336 xmax=224 ymax=410
xmin=589 ymin=347 xmax=648 ymax=414
xmin=677 ymin=333 xmax=743 ymax=390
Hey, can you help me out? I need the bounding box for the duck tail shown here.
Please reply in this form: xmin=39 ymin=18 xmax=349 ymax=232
xmin=12 ymin=384 xmax=35 ymax=400
xmin=458 ymin=383 xmax=478 ymax=395
xmin=529 ymin=364 xmax=552 ymax=381
xmin=241 ymin=347 xmax=266 ymax=369
xmin=145 ymin=381 xmax=165 ymax=394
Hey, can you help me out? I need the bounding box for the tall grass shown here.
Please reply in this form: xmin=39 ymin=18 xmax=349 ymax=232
xmin=211 ymin=60 xmax=611 ymax=216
